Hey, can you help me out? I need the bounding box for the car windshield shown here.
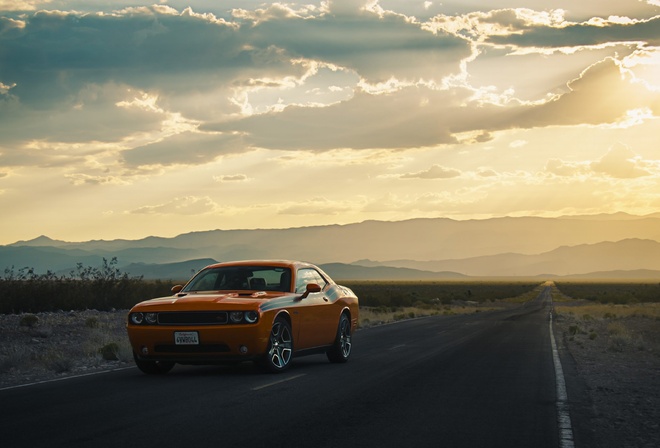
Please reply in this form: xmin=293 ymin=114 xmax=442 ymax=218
xmin=183 ymin=266 xmax=292 ymax=293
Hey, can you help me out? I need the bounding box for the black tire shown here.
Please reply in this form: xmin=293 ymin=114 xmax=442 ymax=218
xmin=327 ymin=313 xmax=352 ymax=363
xmin=259 ymin=316 xmax=293 ymax=373
xmin=133 ymin=352 xmax=175 ymax=375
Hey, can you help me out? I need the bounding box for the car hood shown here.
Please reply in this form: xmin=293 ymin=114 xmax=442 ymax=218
xmin=130 ymin=291 xmax=297 ymax=311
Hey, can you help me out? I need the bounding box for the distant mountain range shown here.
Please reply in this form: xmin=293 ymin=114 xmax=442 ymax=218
xmin=354 ymin=238 xmax=660 ymax=277
xmin=2 ymin=213 xmax=660 ymax=280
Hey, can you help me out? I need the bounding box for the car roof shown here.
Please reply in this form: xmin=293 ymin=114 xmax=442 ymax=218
xmin=203 ymin=260 xmax=316 ymax=270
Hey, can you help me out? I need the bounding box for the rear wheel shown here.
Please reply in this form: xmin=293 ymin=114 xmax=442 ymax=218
xmin=327 ymin=313 xmax=352 ymax=363
xmin=259 ymin=316 xmax=293 ymax=373
xmin=133 ymin=352 xmax=175 ymax=375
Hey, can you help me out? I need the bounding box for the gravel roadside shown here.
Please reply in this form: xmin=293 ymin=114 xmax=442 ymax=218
xmin=554 ymin=311 xmax=660 ymax=448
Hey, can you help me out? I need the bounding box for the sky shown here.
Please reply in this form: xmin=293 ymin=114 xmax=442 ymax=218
xmin=0 ymin=0 xmax=659 ymax=244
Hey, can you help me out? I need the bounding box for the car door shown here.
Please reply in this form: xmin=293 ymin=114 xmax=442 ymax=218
xmin=294 ymin=268 xmax=338 ymax=350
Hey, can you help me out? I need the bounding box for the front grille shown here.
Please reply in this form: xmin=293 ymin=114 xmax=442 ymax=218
xmin=157 ymin=312 xmax=228 ymax=325
xmin=155 ymin=344 xmax=230 ymax=353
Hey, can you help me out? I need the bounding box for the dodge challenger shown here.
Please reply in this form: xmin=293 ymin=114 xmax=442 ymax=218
xmin=127 ymin=260 xmax=359 ymax=374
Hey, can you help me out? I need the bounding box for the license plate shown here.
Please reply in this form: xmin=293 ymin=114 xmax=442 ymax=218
xmin=174 ymin=331 xmax=199 ymax=345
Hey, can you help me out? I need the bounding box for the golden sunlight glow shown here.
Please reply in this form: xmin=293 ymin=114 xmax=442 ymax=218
xmin=0 ymin=1 xmax=657 ymax=244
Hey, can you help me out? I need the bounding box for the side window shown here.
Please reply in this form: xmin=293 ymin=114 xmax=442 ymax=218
xmin=295 ymin=268 xmax=327 ymax=293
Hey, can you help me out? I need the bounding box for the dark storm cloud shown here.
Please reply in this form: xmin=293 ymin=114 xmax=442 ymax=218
xmin=0 ymin=9 xmax=272 ymax=108
xmin=0 ymin=4 xmax=473 ymax=168
xmin=0 ymin=5 xmax=469 ymax=109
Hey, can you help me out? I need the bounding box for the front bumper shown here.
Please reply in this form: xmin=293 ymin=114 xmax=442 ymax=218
xmin=127 ymin=323 xmax=271 ymax=363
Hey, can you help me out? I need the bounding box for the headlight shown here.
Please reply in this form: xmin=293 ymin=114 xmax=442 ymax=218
xmin=145 ymin=313 xmax=157 ymax=324
xmin=230 ymin=311 xmax=244 ymax=323
xmin=244 ymin=311 xmax=259 ymax=323
xmin=130 ymin=312 xmax=144 ymax=324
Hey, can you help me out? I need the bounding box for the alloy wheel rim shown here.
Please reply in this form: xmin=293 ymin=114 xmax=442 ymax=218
xmin=339 ymin=318 xmax=351 ymax=357
xmin=269 ymin=321 xmax=292 ymax=368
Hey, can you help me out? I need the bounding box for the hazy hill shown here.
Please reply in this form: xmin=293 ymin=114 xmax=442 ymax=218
xmin=562 ymin=269 xmax=660 ymax=280
xmin=2 ymin=214 xmax=659 ymax=278
xmin=0 ymin=245 xmax=203 ymax=274
xmin=119 ymin=258 xmax=219 ymax=281
xmin=357 ymin=239 xmax=660 ymax=277
xmin=318 ymin=263 xmax=467 ymax=281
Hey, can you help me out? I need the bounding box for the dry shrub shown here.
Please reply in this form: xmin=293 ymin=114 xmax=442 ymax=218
xmin=606 ymin=321 xmax=642 ymax=352
xmin=607 ymin=321 xmax=628 ymax=336
xmin=0 ymin=346 xmax=35 ymax=373
xmin=555 ymin=303 xmax=660 ymax=320
xmin=19 ymin=314 xmax=39 ymax=328
xmin=44 ymin=353 xmax=74 ymax=373
xmin=99 ymin=343 xmax=120 ymax=361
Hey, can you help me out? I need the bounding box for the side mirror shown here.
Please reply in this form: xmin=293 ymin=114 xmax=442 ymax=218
xmin=299 ymin=283 xmax=322 ymax=299
xmin=171 ymin=285 xmax=183 ymax=294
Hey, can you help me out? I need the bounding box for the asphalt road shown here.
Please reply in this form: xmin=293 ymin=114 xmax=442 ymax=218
xmin=1 ymin=290 xmax=562 ymax=448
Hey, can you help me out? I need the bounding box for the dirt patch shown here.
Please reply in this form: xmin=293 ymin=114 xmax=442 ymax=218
xmin=0 ymin=310 xmax=133 ymax=389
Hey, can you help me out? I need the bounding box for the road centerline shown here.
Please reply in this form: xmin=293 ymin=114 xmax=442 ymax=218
xmin=251 ymin=373 xmax=306 ymax=391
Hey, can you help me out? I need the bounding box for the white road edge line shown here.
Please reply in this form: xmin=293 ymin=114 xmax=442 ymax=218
xmin=0 ymin=366 xmax=135 ymax=392
xmin=550 ymin=310 xmax=575 ymax=448
xmin=251 ymin=373 xmax=306 ymax=391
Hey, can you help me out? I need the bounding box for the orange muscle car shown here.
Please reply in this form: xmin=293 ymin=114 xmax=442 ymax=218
xmin=127 ymin=260 xmax=359 ymax=374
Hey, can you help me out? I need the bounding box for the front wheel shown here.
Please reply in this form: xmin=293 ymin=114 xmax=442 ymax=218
xmin=259 ymin=316 xmax=293 ymax=373
xmin=133 ymin=352 xmax=175 ymax=375
xmin=327 ymin=313 xmax=352 ymax=363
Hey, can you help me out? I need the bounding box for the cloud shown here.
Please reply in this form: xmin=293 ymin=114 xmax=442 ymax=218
xmin=214 ymin=174 xmax=248 ymax=182
xmin=0 ymin=4 xmax=469 ymax=116
xmin=477 ymin=168 xmax=498 ymax=177
xmin=206 ymin=57 xmax=659 ymax=154
xmin=545 ymin=159 xmax=586 ymax=177
xmin=510 ymin=140 xmax=528 ymax=148
xmin=1 ymin=10 xmax=240 ymax=103
xmin=122 ymin=131 xmax=248 ymax=167
xmin=0 ymin=4 xmax=475 ymax=171
xmin=0 ymin=1 xmax=43 ymax=11
xmin=1 ymin=5 xmax=656 ymax=168
xmin=240 ymin=2 xmax=471 ymax=84
xmin=65 ymin=173 xmax=128 ymax=186
xmin=205 ymin=87 xmax=465 ymax=150
xmin=400 ymin=164 xmax=462 ymax=179
xmin=277 ymin=197 xmax=353 ymax=215
xmin=591 ymin=143 xmax=651 ymax=178
xmin=0 ymin=83 xmax=168 ymax=149
xmin=495 ymin=58 xmax=660 ymax=128
xmin=128 ymin=196 xmax=218 ymax=215
xmin=486 ymin=15 xmax=660 ymax=48
xmin=545 ymin=143 xmax=656 ymax=179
